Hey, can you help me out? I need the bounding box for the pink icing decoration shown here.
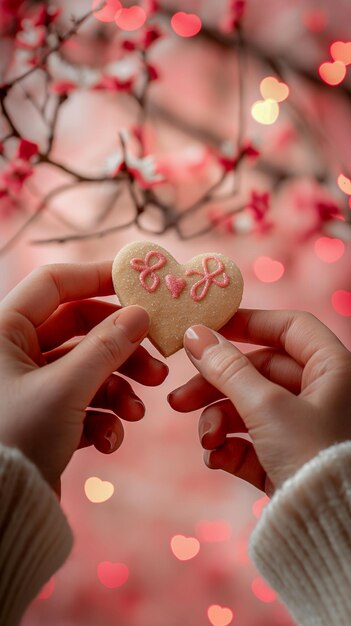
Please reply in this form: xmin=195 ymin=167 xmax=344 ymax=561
xmin=165 ymin=275 xmax=187 ymax=299
xmin=186 ymin=256 xmax=230 ymax=302
xmin=130 ymin=251 xmax=167 ymax=293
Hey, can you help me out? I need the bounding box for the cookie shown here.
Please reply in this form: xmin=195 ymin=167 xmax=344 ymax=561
xmin=112 ymin=241 xmax=243 ymax=357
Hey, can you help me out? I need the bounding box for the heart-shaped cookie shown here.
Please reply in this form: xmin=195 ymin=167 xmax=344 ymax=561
xmin=112 ymin=241 xmax=243 ymax=357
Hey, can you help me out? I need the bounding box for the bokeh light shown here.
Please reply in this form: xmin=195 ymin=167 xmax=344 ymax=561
xmin=337 ymin=173 xmax=351 ymax=195
xmin=92 ymin=0 xmax=121 ymax=23
xmin=318 ymin=60 xmax=346 ymax=85
xmin=330 ymin=41 xmax=351 ymax=65
xmin=207 ymin=604 xmax=234 ymax=626
xmin=332 ymin=290 xmax=351 ymax=316
xmin=251 ymin=99 xmax=279 ymax=125
xmin=252 ymin=496 xmax=270 ymax=519
xmin=171 ymin=12 xmax=202 ymax=38
xmin=195 ymin=520 xmax=232 ymax=542
xmin=260 ymin=77 xmax=289 ymax=102
xmin=37 ymin=577 xmax=55 ymax=601
xmin=314 ymin=237 xmax=345 ymax=263
xmin=253 ymin=257 xmax=285 ymax=282
xmin=84 ymin=476 xmax=114 ymax=503
xmin=170 ymin=535 xmax=200 ymax=561
xmin=302 ymin=9 xmax=328 ymax=33
xmin=251 ymin=576 xmax=277 ymax=603
xmin=97 ymin=561 xmax=129 ymax=588
xmin=115 ymin=6 xmax=146 ymax=31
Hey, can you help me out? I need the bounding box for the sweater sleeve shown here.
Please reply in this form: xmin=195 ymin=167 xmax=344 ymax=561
xmin=249 ymin=441 xmax=351 ymax=626
xmin=0 ymin=444 xmax=73 ymax=626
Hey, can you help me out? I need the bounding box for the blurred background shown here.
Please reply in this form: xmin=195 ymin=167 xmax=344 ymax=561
xmin=0 ymin=0 xmax=350 ymax=624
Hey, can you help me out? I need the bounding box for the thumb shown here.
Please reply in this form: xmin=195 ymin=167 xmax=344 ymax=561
xmin=184 ymin=324 xmax=284 ymax=422
xmin=49 ymin=305 xmax=150 ymax=406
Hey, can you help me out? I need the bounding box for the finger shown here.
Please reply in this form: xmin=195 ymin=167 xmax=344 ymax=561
xmin=118 ymin=346 xmax=169 ymax=386
xmin=44 ymin=339 xmax=168 ymax=387
xmin=79 ymin=410 xmax=124 ymax=454
xmin=184 ymin=325 xmax=291 ymax=423
xmin=37 ymin=299 xmax=120 ymax=350
xmin=199 ymin=399 xmax=247 ymax=450
xmin=168 ymin=373 xmax=223 ymax=412
xmin=1 ymin=261 xmax=115 ymax=327
xmin=169 ymin=348 xmax=302 ymax=412
xmin=46 ymin=305 xmax=150 ymax=408
xmin=204 ymin=437 xmax=267 ymax=493
xmin=221 ymin=309 xmax=346 ymax=366
xmin=90 ymin=374 xmax=145 ymax=422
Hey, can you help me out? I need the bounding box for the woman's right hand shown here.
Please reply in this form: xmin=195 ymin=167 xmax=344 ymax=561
xmin=169 ymin=310 xmax=351 ymax=494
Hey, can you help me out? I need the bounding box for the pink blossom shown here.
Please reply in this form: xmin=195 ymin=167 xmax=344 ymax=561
xmin=126 ymin=153 xmax=165 ymax=188
xmin=94 ymin=57 xmax=140 ymax=92
xmin=247 ymin=190 xmax=270 ymax=221
xmin=216 ymin=140 xmax=259 ymax=172
xmin=104 ymin=150 xmax=125 ymax=177
xmin=50 ymin=80 xmax=78 ymax=95
xmin=208 ymin=208 xmax=235 ymax=233
xmin=221 ymin=0 xmax=246 ymax=33
xmin=17 ymin=138 xmax=39 ymax=161
xmin=0 ymin=0 xmax=25 ymax=35
xmin=246 ymin=190 xmax=274 ymax=233
xmin=33 ymin=4 xmax=61 ymax=27
xmin=1 ymin=158 xmax=34 ymax=193
xmin=16 ymin=19 xmax=46 ymax=49
xmin=142 ymin=26 xmax=163 ymax=49
xmin=146 ymin=63 xmax=159 ymax=81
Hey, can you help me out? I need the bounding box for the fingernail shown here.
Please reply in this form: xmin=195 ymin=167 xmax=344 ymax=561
xmin=104 ymin=429 xmax=118 ymax=452
xmin=184 ymin=325 xmax=219 ymax=360
xmin=199 ymin=421 xmax=212 ymax=445
xmin=130 ymin=394 xmax=145 ymax=417
xmin=114 ymin=306 xmax=150 ymax=343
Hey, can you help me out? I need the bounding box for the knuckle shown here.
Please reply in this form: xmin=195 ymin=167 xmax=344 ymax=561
xmin=209 ymin=349 xmax=250 ymax=387
xmin=91 ymin=332 xmax=123 ymax=367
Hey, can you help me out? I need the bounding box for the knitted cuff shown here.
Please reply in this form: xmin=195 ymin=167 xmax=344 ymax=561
xmin=249 ymin=441 xmax=351 ymax=626
xmin=0 ymin=444 xmax=73 ymax=626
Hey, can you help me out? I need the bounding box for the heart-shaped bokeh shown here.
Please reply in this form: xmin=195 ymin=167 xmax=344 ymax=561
xmin=97 ymin=561 xmax=129 ymax=588
xmin=251 ymin=98 xmax=279 ymax=125
xmin=112 ymin=241 xmax=243 ymax=357
xmin=115 ymin=6 xmax=146 ymax=31
xmin=319 ymin=60 xmax=346 ymax=85
xmin=84 ymin=476 xmax=114 ymax=503
xmin=207 ymin=604 xmax=234 ymax=626
xmin=170 ymin=535 xmax=200 ymax=561
xmin=171 ymin=11 xmax=202 ymax=37
xmin=260 ymin=76 xmax=289 ymax=102
xmin=330 ymin=41 xmax=351 ymax=65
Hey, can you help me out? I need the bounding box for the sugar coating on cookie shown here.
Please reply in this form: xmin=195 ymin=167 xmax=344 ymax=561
xmin=112 ymin=241 xmax=244 ymax=357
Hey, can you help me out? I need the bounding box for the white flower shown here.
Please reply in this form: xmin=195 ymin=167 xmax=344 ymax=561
xmin=126 ymin=153 xmax=165 ymax=188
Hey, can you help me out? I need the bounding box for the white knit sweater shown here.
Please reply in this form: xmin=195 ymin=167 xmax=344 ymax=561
xmin=0 ymin=442 xmax=350 ymax=626
xmin=0 ymin=445 xmax=73 ymax=626
xmin=249 ymin=441 xmax=351 ymax=625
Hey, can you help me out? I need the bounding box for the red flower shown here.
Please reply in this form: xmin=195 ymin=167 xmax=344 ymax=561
xmin=315 ymin=200 xmax=340 ymax=222
xmin=247 ymin=190 xmax=270 ymax=221
xmin=221 ymin=0 xmax=246 ymax=33
xmin=216 ymin=141 xmax=259 ymax=172
xmin=1 ymin=159 xmax=34 ymax=193
xmin=146 ymin=63 xmax=159 ymax=81
xmin=50 ymin=80 xmax=77 ymax=95
xmin=17 ymin=138 xmax=39 ymax=161
xmin=16 ymin=19 xmax=46 ymax=49
xmin=33 ymin=4 xmax=61 ymax=27
xmin=142 ymin=26 xmax=163 ymax=49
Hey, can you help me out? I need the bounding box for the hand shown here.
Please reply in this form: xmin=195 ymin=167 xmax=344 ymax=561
xmin=0 ymin=262 xmax=168 ymax=495
xmin=169 ymin=310 xmax=351 ymax=495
